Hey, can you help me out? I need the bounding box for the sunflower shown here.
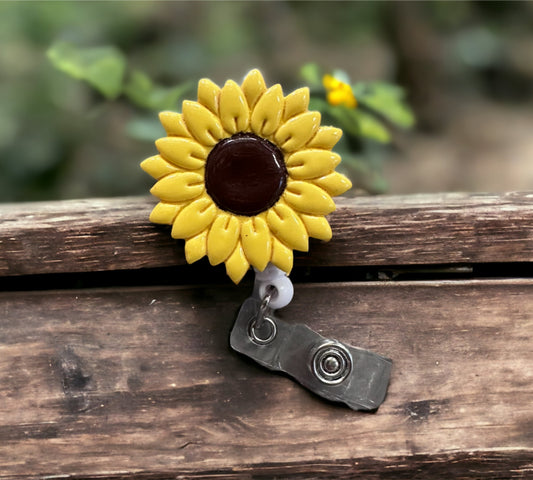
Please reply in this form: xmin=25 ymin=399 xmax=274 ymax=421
xmin=141 ymin=69 xmax=351 ymax=283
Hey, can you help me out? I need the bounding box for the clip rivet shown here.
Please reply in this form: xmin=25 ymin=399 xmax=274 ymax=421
xmin=248 ymin=316 xmax=277 ymax=345
xmin=312 ymin=343 xmax=352 ymax=385
xmin=323 ymin=356 xmax=340 ymax=373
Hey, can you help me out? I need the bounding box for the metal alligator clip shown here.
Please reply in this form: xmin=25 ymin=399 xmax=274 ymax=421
xmin=230 ymin=270 xmax=392 ymax=411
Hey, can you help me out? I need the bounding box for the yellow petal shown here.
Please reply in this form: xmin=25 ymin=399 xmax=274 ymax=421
xmin=159 ymin=111 xmax=191 ymax=137
xmin=250 ymin=84 xmax=284 ymax=137
xmin=274 ymin=111 xmax=321 ymax=152
xmin=197 ymin=78 xmax=220 ymax=114
xmin=313 ymin=171 xmax=352 ymax=196
xmin=171 ymin=195 xmax=217 ymax=239
xmin=267 ymin=203 xmax=308 ymax=252
xmin=283 ymin=87 xmax=309 ymax=121
xmin=300 ymin=214 xmax=332 ymax=241
xmin=149 ymin=202 xmax=184 ymax=225
xmin=140 ymin=155 xmax=179 ymax=180
xmin=225 ymin=242 xmax=250 ymax=284
xmin=241 ymin=217 xmax=272 ymax=272
xmin=185 ymin=230 xmax=208 ymax=263
xmin=219 ymin=80 xmax=250 ymax=134
xmin=271 ymin=237 xmax=293 ymax=274
xmin=241 ymin=69 xmax=266 ymax=109
xmin=327 ymin=89 xmax=356 ymax=108
xmin=182 ymin=100 xmax=226 ymax=147
xmin=283 ymin=180 xmax=336 ymax=215
xmin=306 ymin=126 xmax=342 ymax=149
xmin=286 ymin=149 xmax=341 ymax=180
xmin=150 ymin=171 xmax=204 ymax=203
xmin=206 ymin=213 xmax=241 ymax=266
xmin=323 ymin=74 xmax=341 ymax=91
xmin=156 ymin=137 xmax=207 ymax=170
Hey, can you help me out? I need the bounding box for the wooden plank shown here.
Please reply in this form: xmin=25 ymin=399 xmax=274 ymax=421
xmin=0 ymin=192 xmax=532 ymax=277
xmin=0 ymin=279 xmax=531 ymax=478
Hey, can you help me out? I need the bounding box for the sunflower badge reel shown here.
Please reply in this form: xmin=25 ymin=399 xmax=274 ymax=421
xmin=142 ymin=69 xmax=392 ymax=411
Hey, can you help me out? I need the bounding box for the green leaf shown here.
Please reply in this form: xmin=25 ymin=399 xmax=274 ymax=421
xmin=47 ymin=42 xmax=126 ymax=99
xmin=353 ymin=82 xmax=406 ymax=101
xmin=353 ymin=82 xmax=415 ymax=128
xmin=324 ymin=104 xmax=391 ymax=143
xmin=300 ymin=63 xmax=323 ymax=89
xmin=325 ymin=105 xmax=361 ymax=137
xmin=124 ymin=70 xmax=192 ymax=111
xmin=351 ymin=109 xmax=391 ymax=143
xmin=308 ymin=96 xmax=330 ymax=112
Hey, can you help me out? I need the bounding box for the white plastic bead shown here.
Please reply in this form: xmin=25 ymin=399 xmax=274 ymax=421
xmin=254 ymin=263 xmax=294 ymax=310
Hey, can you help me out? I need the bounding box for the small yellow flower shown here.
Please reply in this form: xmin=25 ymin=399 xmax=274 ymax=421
xmin=142 ymin=69 xmax=352 ymax=283
xmin=323 ymin=74 xmax=357 ymax=109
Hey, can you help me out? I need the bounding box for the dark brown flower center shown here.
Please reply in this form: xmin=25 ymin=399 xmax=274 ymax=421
xmin=205 ymin=133 xmax=287 ymax=216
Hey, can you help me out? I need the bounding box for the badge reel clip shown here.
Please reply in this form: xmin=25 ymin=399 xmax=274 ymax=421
xmin=230 ymin=265 xmax=392 ymax=411
xmin=141 ymin=69 xmax=392 ymax=411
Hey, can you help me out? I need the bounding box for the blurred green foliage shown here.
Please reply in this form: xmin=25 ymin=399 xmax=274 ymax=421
xmin=45 ymin=39 xmax=416 ymax=194
xmin=47 ymin=42 xmax=127 ymax=100
xmin=300 ymin=63 xmax=415 ymax=192
xmin=0 ymin=1 xmax=164 ymax=201
xmin=0 ymin=1 xmax=532 ymax=202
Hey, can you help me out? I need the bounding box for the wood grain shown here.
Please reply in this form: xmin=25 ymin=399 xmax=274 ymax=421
xmin=0 ymin=192 xmax=532 ymax=276
xmin=0 ymin=280 xmax=531 ymax=478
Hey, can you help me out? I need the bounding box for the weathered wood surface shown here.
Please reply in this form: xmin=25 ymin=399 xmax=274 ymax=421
xmin=0 ymin=192 xmax=532 ymax=277
xmin=0 ymin=280 xmax=531 ymax=479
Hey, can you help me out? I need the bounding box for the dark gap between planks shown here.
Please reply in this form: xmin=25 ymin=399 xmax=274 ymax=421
xmin=0 ymin=262 xmax=530 ymax=292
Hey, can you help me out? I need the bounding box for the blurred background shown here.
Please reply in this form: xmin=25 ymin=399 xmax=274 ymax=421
xmin=0 ymin=0 xmax=532 ymax=203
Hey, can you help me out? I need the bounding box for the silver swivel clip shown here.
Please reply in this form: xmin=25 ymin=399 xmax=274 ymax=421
xmin=230 ymin=264 xmax=392 ymax=411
